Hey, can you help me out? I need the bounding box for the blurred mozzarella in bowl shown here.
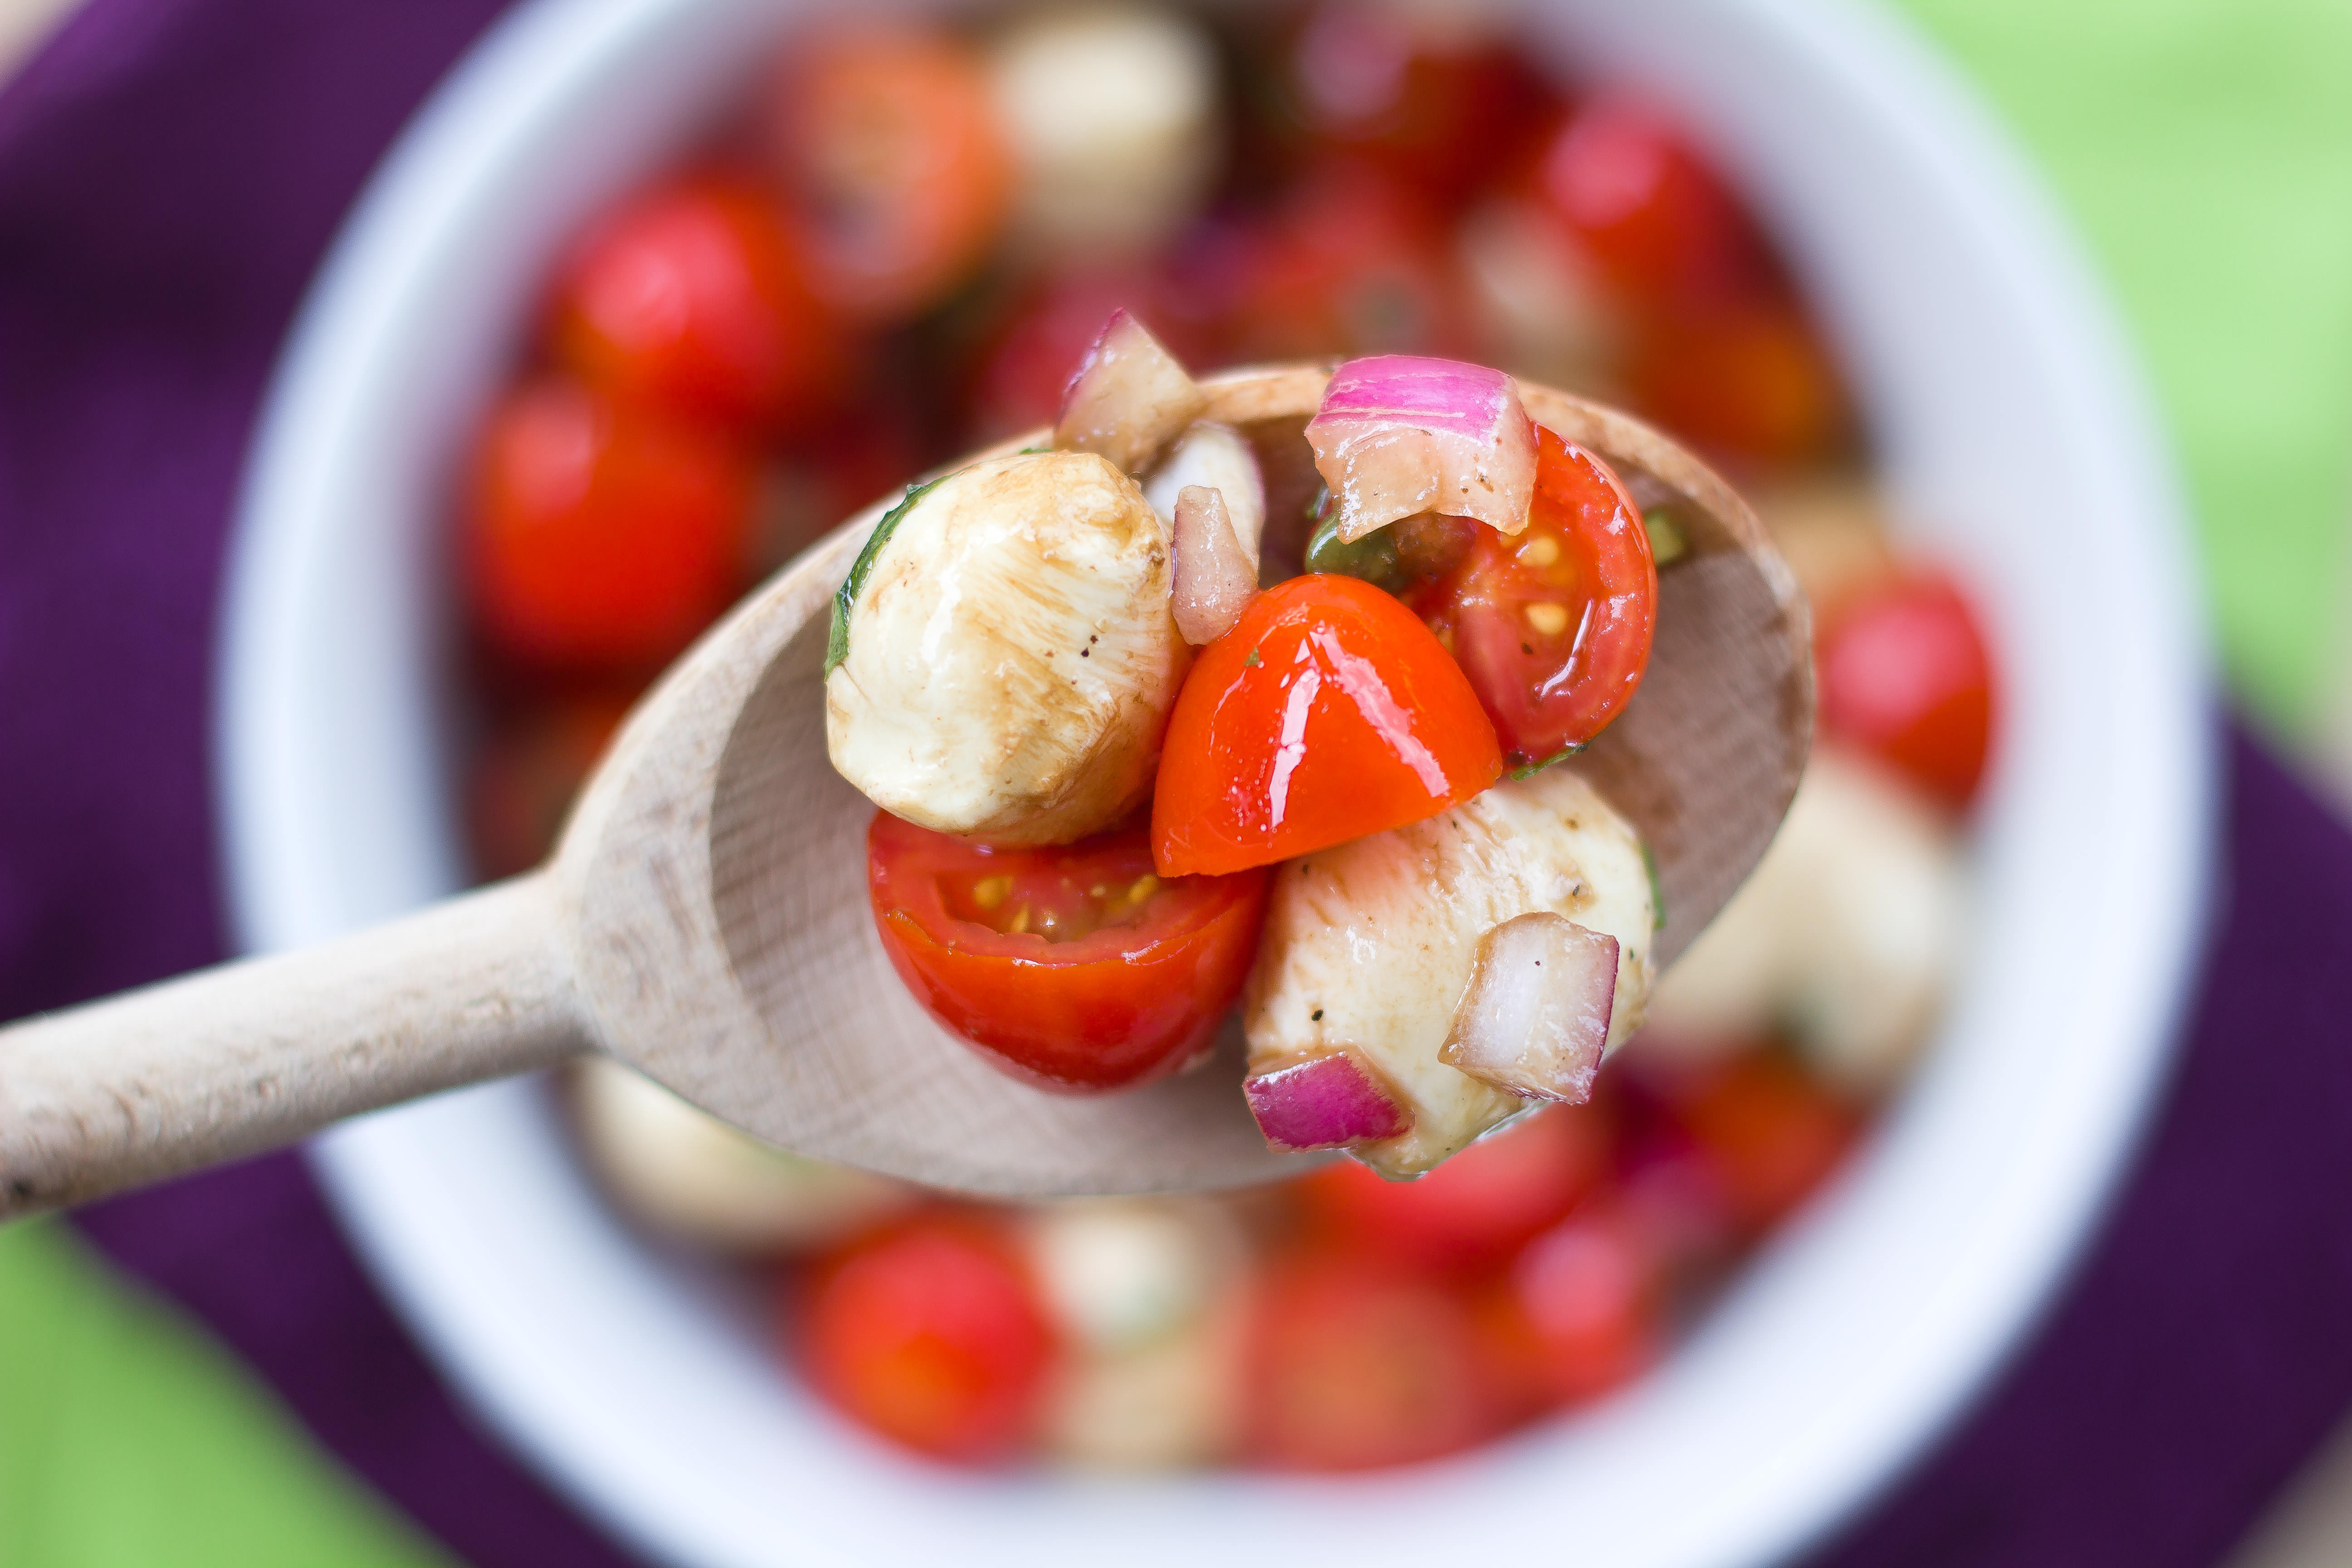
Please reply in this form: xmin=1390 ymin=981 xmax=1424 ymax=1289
xmin=218 ymin=2 xmax=2210 ymax=1567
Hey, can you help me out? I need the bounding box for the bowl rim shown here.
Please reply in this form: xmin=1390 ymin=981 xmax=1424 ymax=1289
xmin=216 ymin=0 xmax=2216 ymax=1564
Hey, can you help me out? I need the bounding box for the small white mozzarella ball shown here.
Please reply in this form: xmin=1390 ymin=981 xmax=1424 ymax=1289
xmin=569 ymin=1060 xmax=912 ymax=1251
xmin=1025 ymin=1198 xmax=1245 ymax=1470
xmin=988 ymin=8 xmax=1220 ymax=257
xmin=825 ymin=451 xmax=1190 ymax=845
xmin=1143 ymin=421 xmax=1265 ymax=564
xmin=1643 ymin=748 xmax=1967 ymax=1094
xmin=1244 ymin=769 xmax=1656 ymax=1177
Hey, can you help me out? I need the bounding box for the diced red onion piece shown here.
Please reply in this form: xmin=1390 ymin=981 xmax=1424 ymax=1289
xmin=1054 ymin=308 xmax=1207 ymax=474
xmin=1304 ymin=354 xmax=1537 ymax=542
xmin=1244 ymin=1049 xmax=1409 ymax=1152
xmin=1440 ymin=911 xmax=1618 ymax=1102
xmin=1144 ymin=421 xmax=1265 ymax=559
xmin=1170 ymin=485 xmax=1259 ymax=646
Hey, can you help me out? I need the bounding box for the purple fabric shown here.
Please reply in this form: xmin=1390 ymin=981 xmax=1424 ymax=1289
xmin=2 ymin=4 xmax=2351 ymax=1568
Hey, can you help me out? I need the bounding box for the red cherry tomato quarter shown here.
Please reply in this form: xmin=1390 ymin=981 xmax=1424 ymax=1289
xmin=1500 ymin=1203 xmax=1663 ymax=1402
xmin=548 ymin=174 xmax=842 ymax=431
xmin=867 ymin=812 xmax=1269 ymax=1093
xmin=1152 ymin=573 xmax=1502 ymax=877
xmin=797 ymin=1214 xmax=1058 ymax=1463
xmin=1532 ymin=95 xmax=1766 ymax=311
xmin=1817 ymin=568 xmax=1996 ymax=812
xmin=465 ymin=377 xmax=755 ymax=670
xmin=1416 ymin=426 xmax=1657 ymax=767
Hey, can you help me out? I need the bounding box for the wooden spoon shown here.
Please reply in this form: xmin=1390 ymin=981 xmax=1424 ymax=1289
xmin=0 ymin=367 xmax=1809 ymax=1216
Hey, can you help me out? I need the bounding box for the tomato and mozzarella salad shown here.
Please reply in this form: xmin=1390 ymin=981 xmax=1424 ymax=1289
xmin=448 ymin=0 xmax=1996 ymax=1475
xmin=824 ymin=323 xmax=1663 ymax=1172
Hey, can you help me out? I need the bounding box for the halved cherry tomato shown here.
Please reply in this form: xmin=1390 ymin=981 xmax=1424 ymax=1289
xmin=1497 ymin=1202 xmax=1662 ymax=1402
xmin=867 ymin=813 xmax=1269 ymax=1092
xmin=1416 ymin=426 xmax=1656 ymax=768
xmin=764 ymin=26 xmax=1011 ymax=324
xmin=547 ymin=174 xmax=842 ymax=431
xmin=1297 ymin=1105 xmax=1610 ymax=1273
xmin=1152 ymin=573 xmax=1502 ymax=877
xmin=797 ymin=1213 xmax=1058 ymax=1463
xmin=465 ymin=377 xmax=755 ymax=669
xmin=1818 ymin=568 xmax=1995 ymax=812
xmin=1625 ymin=298 xmax=1846 ymax=468
xmin=1244 ymin=1253 xmax=1503 ymax=1470
xmin=1531 ymin=95 xmax=1766 ymax=312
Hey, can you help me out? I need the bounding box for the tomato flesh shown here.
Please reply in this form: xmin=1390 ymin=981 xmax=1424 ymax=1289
xmin=465 ymin=377 xmax=754 ymax=670
xmin=548 ymin=175 xmax=841 ymax=432
xmin=1817 ymin=568 xmax=1995 ymax=812
xmin=798 ymin=1215 xmax=1058 ymax=1462
xmin=1152 ymin=573 xmax=1502 ymax=878
xmin=1416 ymin=427 xmax=1656 ymax=767
xmin=867 ymin=813 xmax=1268 ymax=1092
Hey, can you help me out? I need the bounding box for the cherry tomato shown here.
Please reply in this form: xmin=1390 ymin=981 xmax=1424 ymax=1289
xmin=797 ymin=1214 xmax=1058 ymax=1463
xmin=1499 ymin=1203 xmax=1662 ymax=1402
xmin=764 ymin=26 xmax=1011 ymax=323
xmin=1297 ymin=1105 xmax=1610 ymax=1274
xmin=1221 ymin=160 xmax=1475 ymax=364
xmin=1531 ymin=95 xmax=1765 ymax=312
xmin=1818 ymin=569 xmax=1995 ymax=812
xmin=867 ymin=812 xmax=1269 ymax=1093
xmin=1152 ymin=573 xmax=1502 ymax=878
xmin=1416 ymin=427 xmax=1657 ymax=768
xmin=1667 ymin=1048 xmax=1860 ymax=1232
xmin=1624 ymin=298 xmax=1846 ymax=468
xmin=1284 ymin=4 xmax=1554 ymax=209
xmin=465 ymin=377 xmax=755 ymax=670
xmin=1244 ymin=1254 xmax=1503 ymax=1470
xmin=547 ymin=174 xmax=841 ymax=431
xmin=464 ymin=694 xmax=628 ymax=880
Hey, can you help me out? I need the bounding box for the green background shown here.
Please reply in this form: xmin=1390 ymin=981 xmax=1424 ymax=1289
xmin=5 ymin=0 xmax=2352 ymax=1561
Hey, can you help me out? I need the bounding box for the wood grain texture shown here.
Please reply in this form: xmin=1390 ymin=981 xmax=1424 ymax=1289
xmin=0 ymin=365 xmax=1808 ymax=1210
xmin=0 ymin=878 xmax=582 ymax=1215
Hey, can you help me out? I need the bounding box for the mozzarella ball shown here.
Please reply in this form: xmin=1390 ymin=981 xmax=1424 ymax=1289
xmin=1244 ymin=769 xmax=1657 ymax=1177
xmin=988 ymin=8 xmax=1220 ymax=256
xmin=1642 ymin=747 xmax=1967 ymax=1094
xmin=825 ymin=450 xmax=1191 ymax=845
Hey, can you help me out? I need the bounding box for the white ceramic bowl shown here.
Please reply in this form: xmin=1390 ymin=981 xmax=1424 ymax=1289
xmin=218 ymin=0 xmax=2213 ymax=1564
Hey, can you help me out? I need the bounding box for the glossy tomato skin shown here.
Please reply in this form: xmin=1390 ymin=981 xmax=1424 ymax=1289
xmin=1417 ymin=427 xmax=1656 ymax=767
xmin=1243 ymin=1253 xmax=1504 ymax=1470
xmin=797 ymin=1213 xmax=1058 ymax=1463
xmin=466 ymin=377 xmax=754 ymax=670
xmin=764 ymin=26 xmax=1011 ymax=324
xmin=548 ymin=174 xmax=841 ymax=431
xmin=1152 ymin=573 xmax=1503 ymax=878
xmin=1531 ymin=95 xmax=1766 ymax=312
xmin=1817 ymin=569 xmax=1995 ymax=812
xmin=867 ymin=813 xmax=1269 ymax=1093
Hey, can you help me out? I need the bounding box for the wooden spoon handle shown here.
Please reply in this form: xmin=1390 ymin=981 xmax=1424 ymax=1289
xmin=0 ymin=875 xmax=585 ymax=1217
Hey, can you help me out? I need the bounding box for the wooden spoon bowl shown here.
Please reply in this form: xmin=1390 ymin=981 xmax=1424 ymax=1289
xmin=0 ymin=366 xmax=1808 ymax=1213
